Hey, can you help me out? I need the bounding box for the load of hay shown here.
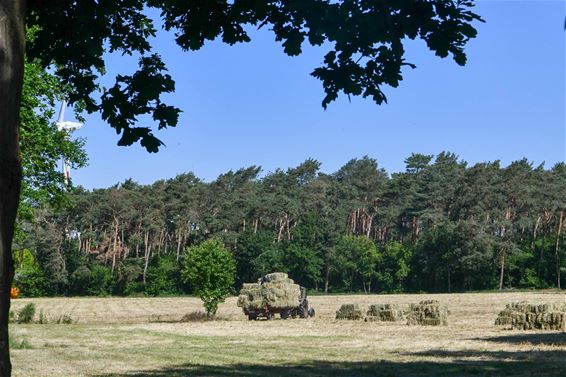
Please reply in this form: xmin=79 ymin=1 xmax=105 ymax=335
xmin=495 ymin=302 xmax=566 ymax=331
xmin=365 ymin=304 xmax=405 ymax=322
xmin=260 ymin=273 xmax=300 ymax=309
xmin=335 ymin=304 xmax=363 ymax=320
xmin=236 ymin=283 xmax=264 ymax=310
xmin=406 ymin=300 xmax=448 ymax=326
xmin=263 ymin=272 xmax=289 ymax=283
xmin=237 ymin=273 xmax=300 ymax=311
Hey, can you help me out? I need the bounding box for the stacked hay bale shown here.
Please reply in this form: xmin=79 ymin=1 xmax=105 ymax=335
xmin=495 ymin=302 xmax=566 ymax=330
xmin=335 ymin=304 xmax=363 ymax=320
xmin=406 ymin=300 xmax=448 ymax=326
xmin=263 ymin=272 xmax=289 ymax=282
xmin=260 ymin=273 xmax=300 ymax=309
xmin=236 ymin=283 xmax=264 ymax=310
xmin=237 ymin=273 xmax=300 ymax=311
xmin=365 ymin=304 xmax=405 ymax=322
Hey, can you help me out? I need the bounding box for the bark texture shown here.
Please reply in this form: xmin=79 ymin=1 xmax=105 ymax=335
xmin=0 ymin=1 xmax=25 ymax=375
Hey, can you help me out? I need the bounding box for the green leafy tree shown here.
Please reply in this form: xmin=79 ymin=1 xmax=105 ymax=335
xmin=12 ymin=58 xmax=87 ymax=297
xmin=12 ymin=249 xmax=47 ymax=297
xmin=182 ymin=239 xmax=236 ymax=316
xmin=234 ymin=230 xmax=273 ymax=287
xmin=283 ymin=243 xmax=324 ymax=289
xmin=17 ymin=151 xmax=566 ymax=298
xmin=286 ymin=212 xmax=328 ymax=289
xmin=86 ymin=264 xmax=113 ymax=296
xmin=334 ymin=235 xmax=380 ymax=293
xmin=18 ymin=59 xmax=87 ymax=226
xmin=144 ymin=255 xmax=183 ymax=296
xmin=253 ymin=245 xmax=287 ymax=277
xmin=112 ymin=260 xmax=144 ymax=296
xmin=377 ymin=241 xmax=413 ymax=293
xmin=1 ymin=1 xmax=483 ymax=371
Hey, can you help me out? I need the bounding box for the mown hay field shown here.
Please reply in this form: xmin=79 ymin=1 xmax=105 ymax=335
xmin=9 ymin=291 xmax=566 ymax=377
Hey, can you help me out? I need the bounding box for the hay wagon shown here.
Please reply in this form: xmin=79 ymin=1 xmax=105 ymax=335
xmin=243 ymin=286 xmax=314 ymax=320
xmin=237 ymin=273 xmax=316 ymax=320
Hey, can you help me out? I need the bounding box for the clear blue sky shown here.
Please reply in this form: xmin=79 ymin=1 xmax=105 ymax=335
xmin=70 ymin=0 xmax=565 ymax=189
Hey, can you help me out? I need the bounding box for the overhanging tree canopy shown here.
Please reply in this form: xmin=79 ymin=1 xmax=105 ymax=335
xmin=25 ymin=0 xmax=482 ymax=151
xmin=0 ymin=1 xmax=482 ymax=375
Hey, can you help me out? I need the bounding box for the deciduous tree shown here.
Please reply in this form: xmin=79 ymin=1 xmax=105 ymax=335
xmin=182 ymin=239 xmax=236 ymax=316
xmin=1 ymin=1 xmax=482 ymax=373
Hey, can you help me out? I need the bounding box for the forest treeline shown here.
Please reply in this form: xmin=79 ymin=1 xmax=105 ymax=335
xmin=14 ymin=152 xmax=566 ymax=297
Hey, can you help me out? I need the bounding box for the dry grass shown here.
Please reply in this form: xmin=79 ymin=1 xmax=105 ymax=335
xmin=9 ymin=291 xmax=566 ymax=376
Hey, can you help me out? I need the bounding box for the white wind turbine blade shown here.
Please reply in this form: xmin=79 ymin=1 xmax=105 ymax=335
xmin=57 ymin=99 xmax=66 ymax=123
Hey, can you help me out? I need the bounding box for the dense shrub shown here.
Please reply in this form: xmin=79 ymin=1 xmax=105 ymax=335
xmin=87 ymin=264 xmax=113 ymax=296
xmin=144 ymin=256 xmax=183 ymax=296
xmin=113 ymin=261 xmax=143 ymax=296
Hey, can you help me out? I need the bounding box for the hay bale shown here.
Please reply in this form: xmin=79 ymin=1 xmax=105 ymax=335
xmin=263 ymin=272 xmax=288 ymax=282
xmin=237 ymin=283 xmax=264 ymax=310
xmin=495 ymin=302 xmax=566 ymax=331
xmin=261 ymin=280 xmax=300 ymax=309
xmin=365 ymin=304 xmax=405 ymax=322
xmin=406 ymin=300 xmax=448 ymax=326
xmin=336 ymin=304 xmax=363 ymax=320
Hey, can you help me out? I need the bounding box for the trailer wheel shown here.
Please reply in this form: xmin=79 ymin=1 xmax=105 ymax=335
xmin=308 ymin=308 xmax=315 ymax=318
xmin=280 ymin=310 xmax=290 ymax=320
xmin=248 ymin=314 xmax=257 ymax=321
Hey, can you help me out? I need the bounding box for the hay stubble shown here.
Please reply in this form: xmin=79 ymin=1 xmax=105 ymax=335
xmin=9 ymin=292 xmax=566 ymax=376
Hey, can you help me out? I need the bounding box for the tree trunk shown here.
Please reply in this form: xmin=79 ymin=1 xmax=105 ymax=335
xmin=412 ymin=215 xmax=420 ymax=241
xmin=531 ymin=215 xmax=541 ymax=252
xmin=0 ymin=0 xmax=25 ymax=377
xmin=366 ymin=214 xmax=373 ymax=239
xmin=539 ymin=220 xmax=548 ymax=277
xmin=111 ymin=217 xmax=118 ymax=274
xmin=143 ymin=233 xmax=151 ymax=285
xmin=350 ymin=272 xmax=355 ymax=292
xmin=176 ymin=230 xmax=182 ymax=262
xmin=499 ymin=249 xmax=505 ymax=290
xmin=324 ymin=264 xmax=330 ymax=293
xmin=277 ymin=218 xmax=284 ymax=242
xmin=555 ymin=210 xmax=563 ymax=289
xmin=0 ymin=1 xmax=25 ymax=375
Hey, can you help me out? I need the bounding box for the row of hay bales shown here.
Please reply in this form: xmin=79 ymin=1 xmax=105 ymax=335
xmin=495 ymin=302 xmax=566 ymax=331
xmin=334 ymin=299 xmax=566 ymax=330
xmin=237 ymin=272 xmax=300 ymax=310
xmin=335 ymin=300 xmax=448 ymax=326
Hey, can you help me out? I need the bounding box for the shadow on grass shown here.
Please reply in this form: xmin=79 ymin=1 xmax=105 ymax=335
xmin=475 ymin=332 xmax=566 ymax=346
xmin=409 ymin=348 xmax=566 ymax=361
xmin=94 ymin=351 xmax=566 ymax=377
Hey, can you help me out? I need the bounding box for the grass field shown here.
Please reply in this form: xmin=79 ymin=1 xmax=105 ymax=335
xmin=9 ymin=292 xmax=566 ymax=376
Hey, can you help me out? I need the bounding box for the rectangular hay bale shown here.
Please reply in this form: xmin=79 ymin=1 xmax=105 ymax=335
xmin=336 ymin=304 xmax=363 ymax=320
xmin=495 ymin=301 xmax=566 ymax=331
xmin=406 ymin=300 xmax=448 ymax=326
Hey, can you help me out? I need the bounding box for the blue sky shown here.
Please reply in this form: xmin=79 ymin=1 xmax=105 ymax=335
xmin=69 ymin=0 xmax=565 ymax=189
